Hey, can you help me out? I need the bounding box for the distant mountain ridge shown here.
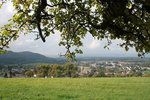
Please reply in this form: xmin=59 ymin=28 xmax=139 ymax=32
xmin=0 ymin=51 xmax=65 ymax=64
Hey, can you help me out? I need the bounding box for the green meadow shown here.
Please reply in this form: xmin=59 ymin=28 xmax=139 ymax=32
xmin=0 ymin=78 xmax=150 ymax=100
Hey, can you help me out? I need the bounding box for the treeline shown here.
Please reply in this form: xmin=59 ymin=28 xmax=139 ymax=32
xmin=1 ymin=63 xmax=150 ymax=78
xmin=25 ymin=63 xmax=79 ymax=78
xmin=83 ymin=71 xmax=150 ymax=77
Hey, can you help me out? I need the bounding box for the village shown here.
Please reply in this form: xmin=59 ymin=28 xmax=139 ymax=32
xmin=78 ymin=60 xmax=150 ymax=77
xmin=1 ymin=60 xmax=150 ymax=78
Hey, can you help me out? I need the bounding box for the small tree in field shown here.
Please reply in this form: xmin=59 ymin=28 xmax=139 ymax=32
xmin=63 ymin=63 xmax=78 ymax=77
xmin=25 ymin=70 xmax=34 ymax=78
xmin=36 ymin=64 xmax=50 ymax=77
xmin=3 ymin=72 xmax=8 ymax=78
xmin=48 ymin=64 xmax=64 ymax=77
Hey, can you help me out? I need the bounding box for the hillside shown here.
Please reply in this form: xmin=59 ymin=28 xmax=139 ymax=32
xmin=0 ymin=51 xmax=65 ymax=65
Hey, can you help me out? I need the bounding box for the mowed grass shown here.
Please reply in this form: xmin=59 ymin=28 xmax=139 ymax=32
xmin=0 ymin=78 xmax=150 ymax=100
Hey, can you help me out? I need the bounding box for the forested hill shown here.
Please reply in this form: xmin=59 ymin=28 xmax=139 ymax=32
xmin=0 ymin=51 xmax=65 ymax=64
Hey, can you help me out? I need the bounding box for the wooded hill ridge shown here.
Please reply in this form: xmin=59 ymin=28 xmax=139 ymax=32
xmin=0 ymin=51 xmax=66 ymax=64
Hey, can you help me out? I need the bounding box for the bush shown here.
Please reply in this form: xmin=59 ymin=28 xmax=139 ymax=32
xmin=25 ymin=70 xmax=34 ymax=77
xmin=36 ymin=64 xmax=50 ymax=77
xmin=143 ymin=73 xmax=150 ymax=77
xmin=92 ymin=71 xmax=105 ymax=77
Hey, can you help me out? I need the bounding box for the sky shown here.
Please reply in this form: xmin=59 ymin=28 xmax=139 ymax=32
xmin=0 ymin=1 xmax=147 ymax=57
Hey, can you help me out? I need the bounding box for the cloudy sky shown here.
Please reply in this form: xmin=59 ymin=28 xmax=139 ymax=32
xmin=0 ymin=1 xmax=146 ymax=57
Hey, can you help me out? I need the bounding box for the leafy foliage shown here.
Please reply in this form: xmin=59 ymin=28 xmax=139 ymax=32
xmin=0 ymin=0 xmax=150 ymax=60
xmin=36 ymin=64 xmax=50 ymax=77
xmin=63 ymin=62 xmax=78 ymax=77
xmin=48 ymin=64 xmax=64 ymax=77
xmin=35 ymin=63 xmax=78 ymax=78
xmin=25 ymin=70 xmax=34 ymax=77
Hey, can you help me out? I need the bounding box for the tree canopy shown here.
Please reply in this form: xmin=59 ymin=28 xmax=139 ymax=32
xmin=35 ymin=63 xmax=78 ymax=77
xmin=0 ymin=0 xmax=150 ymax=60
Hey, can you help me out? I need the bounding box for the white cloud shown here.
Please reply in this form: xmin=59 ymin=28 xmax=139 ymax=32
xmin=15 ymin=41 xmax=24 ymax=46
xmin=25 ymin=39 xmax=34 ymax=43
xmin=6 ymin=2 xmax=14 ymax=12
xmin=88 ymin=39 xmax=100 ymax=49
xmin=0 ymin=1 xmax=14 ymax=26
xmin=12 ymin=36 xmax=34 ymax=46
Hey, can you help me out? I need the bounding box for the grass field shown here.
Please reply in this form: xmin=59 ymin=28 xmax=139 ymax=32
xmin=0 ymin=78 xmax=150 ymax=100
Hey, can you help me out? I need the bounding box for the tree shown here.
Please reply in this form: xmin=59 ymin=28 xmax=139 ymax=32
xmin=135 ymin=71 xmax=143 ymax=77
xmin=127 ymin=71 xmax=136 ymax=77
xmin=63 ymin=63 xmax=78 ymax=77
xmin=25 ymin=70 xmax=34 ymax=77
xmin=36 ymin=64 xmax=50 ymax=77
xmin=48 ymin=64 xmax=64 ymax=77
xmin=2 ymin=66 xmax=13 ymax=78
xmin=0 ymin=0 xmax=150 ymax=60
xmin=3 ymin=72 xmax=8 ymax=78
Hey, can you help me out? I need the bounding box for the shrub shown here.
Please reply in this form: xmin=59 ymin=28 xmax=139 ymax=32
xmin=143 ymin=73 xmax=150 ymax=77
xmin=25 ymin=70 xmax=34 ymax=77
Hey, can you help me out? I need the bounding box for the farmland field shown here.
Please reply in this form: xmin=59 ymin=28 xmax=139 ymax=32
xmin=0 ymin=78 xmax=150 ymax=100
